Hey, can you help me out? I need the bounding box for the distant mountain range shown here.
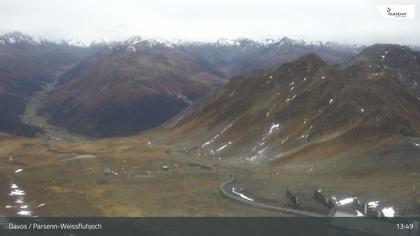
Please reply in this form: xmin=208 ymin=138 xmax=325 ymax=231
xmin=2 ymin=32 xmax=418 ymax=138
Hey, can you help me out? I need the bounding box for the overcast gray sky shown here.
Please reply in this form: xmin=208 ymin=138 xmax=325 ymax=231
xmin=0 ymin=0 xmax=419 ymax=44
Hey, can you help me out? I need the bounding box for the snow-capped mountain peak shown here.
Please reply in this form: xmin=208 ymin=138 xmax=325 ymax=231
xmin=216 ymin=38 xmax=239 ymax=47
xmin=61 ymin=38 xmax=92 ymax=48
xmin=0 ymin=32 xmax=42 ymax=46
xmin=273 ymin=37 xmax=306 ymax=48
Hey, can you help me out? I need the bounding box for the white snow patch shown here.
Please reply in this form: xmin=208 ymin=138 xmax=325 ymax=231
xmin=62 ymin=155 xmax=96 ymax=162
xmin=202 ymin=140 xmax=213 ymax=147
xmin=285 ymin=95 xmax=296 ymax=103
xmin=382 ymin=207 xmax=395 ymax=217
xmin=258 ymin=146 xmax=268 ymax=155
xmin=249 ymin=155 xmax=258 ymax=161
xmin=232 ymin=187 xmax=254 ymax=202
xmin=202 ymin=123 xmax=233 ymax=147
xmin=336 ymin=197 xmax=354 ymax=206
xmin=9 ymin=189 xmax=25 ymax=196
xmin=268 ymin=123 xmax=280 ymax=135
xmin=368 ymin=201 xmax=379 ymax=208
xmin=17 ymin=210 xmax=31 ymax=216
xmin=280 ymin=136 xmax=288 ymax=145
xmin=216 ymin=142 xmax=232 ymax=152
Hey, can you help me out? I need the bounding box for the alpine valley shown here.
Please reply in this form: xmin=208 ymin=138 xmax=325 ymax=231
xmin=0 ymin=32 xmax=419 ymax=217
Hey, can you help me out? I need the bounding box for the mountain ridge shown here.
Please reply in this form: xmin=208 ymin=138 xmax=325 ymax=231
xmin=4 ymin=32 xmax=419 ymax=139
xmin=164 ymin=45 xmax=420 ymax=168
xmin=35 ymin=33 xmax=366 ymax=137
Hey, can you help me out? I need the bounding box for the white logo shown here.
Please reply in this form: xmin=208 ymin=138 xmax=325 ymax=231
xmin=377 ymin=5 xmax=415 ymax=19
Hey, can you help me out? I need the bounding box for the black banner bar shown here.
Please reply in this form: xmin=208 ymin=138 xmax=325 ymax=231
xmin=0 ymin=217 xmax=419 ymax=236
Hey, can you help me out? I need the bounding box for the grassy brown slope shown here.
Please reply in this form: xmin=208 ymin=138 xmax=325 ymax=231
xmin=0 ymin=133 xmax=277 ymax=216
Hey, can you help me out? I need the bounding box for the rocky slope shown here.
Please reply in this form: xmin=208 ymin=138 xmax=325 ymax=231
xmin=347 ymin=44 xmax=420 ymax=99
xmin=166 ymin=45 xmax=420 ymax=169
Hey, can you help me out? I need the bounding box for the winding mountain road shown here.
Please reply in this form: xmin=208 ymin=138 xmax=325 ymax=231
xmin=218 ymin=169 xmax=324 ymax=217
